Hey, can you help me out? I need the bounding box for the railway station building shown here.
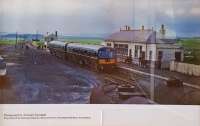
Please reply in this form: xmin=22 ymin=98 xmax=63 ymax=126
xmin=105 ymin=25 xmax=184 ymax=69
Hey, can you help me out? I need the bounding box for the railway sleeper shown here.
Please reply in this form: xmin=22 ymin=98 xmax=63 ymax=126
xmin=119 ymin=92 xmax=146 ymax=100
xmin=117 ymin=85 xmax=136 ymax=92
xmin=166 ymin=78 xmax=183 ymax=87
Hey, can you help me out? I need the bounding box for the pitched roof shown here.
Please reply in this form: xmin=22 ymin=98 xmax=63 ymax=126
xmin=105 ymin=30 xmax=156 ymax=43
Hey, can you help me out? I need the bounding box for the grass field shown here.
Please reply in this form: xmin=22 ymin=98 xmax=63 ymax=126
xmin=32 ymin=41 xmax=44 ymax=47
xmin=1 ymin=37 xmax=103 ymax=47
xmin=0 ymin=40 xmax=16 ymax=45
xmin=63 ymin=38 xmax=103 ymax=45
xmin=178 ymin=38 xmax=200 ymax=49
xmin=178 ymin=38 xmax=200 ymax=65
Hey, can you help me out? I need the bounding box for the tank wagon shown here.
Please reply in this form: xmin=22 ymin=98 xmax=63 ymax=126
xmin=48 ymin=41 xmax=117 ymax=71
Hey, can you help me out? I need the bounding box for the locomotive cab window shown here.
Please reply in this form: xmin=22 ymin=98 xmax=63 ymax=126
xmin=98 ymin=48 xmax=116 ymax=59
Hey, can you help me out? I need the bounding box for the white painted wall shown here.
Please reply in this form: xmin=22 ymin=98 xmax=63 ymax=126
xmin=105 ymin=41 xmax=184 ymax=68
xmin=147 ymin=44 xmax=157 ymax=61
xmin=170 ymin=61 xmax=200 ymax=76
xmin=129 ymin=43 xmax=147 ymax=59
xmin=157 ymin=43 xmax=184 ymax=62
xmin=156 ymin=44 xmax=184 ymax=69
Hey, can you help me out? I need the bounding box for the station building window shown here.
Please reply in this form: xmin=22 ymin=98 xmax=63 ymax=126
xmin=113 ymin=44 xmax=128 ymax=56
xmin=135 ymin=45 xmax=142 ymax=58
xmin=107 ymin=43 xmax=111 ymax=47
xmin=114 ymin=44 xmax=118 ymax=48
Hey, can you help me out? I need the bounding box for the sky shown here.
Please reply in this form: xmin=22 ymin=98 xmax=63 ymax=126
xmin=0 ymin=0 xmax=200 ymax=37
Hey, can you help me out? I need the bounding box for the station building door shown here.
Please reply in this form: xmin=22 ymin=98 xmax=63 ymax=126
xmin=175 ymin=52 xmax=181 ymax=62
xmin=114 ymin=44 xmax=129 ymax=62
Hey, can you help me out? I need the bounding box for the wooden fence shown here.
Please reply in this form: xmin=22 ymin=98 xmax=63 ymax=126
xmin=170 ymin=61 xmax=200 ymax=76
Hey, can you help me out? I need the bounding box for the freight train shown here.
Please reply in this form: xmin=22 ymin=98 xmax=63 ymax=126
xmin=48 ymin=41 xmax=117 ymax=71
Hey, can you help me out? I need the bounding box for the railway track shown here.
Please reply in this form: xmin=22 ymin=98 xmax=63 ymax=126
xmin=90 ymin=72 xmax=154 ymax=104
xmin=102 ymin=73 xmax=149 ymax=98
xmin=104 ymin=74 xmax=136 ymax=86
xmin=120 ymin=66 xmax=200 ymax=91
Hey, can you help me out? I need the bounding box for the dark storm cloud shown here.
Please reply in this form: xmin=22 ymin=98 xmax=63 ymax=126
xmin=174 ymin=17 xmax=200 ymax=37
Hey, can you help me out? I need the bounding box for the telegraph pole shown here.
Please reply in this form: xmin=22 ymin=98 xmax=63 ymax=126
xmin=36 ymin=30 xmax=38 ymax=41
xmin=15 ymin=32 xmax=18 ymax=48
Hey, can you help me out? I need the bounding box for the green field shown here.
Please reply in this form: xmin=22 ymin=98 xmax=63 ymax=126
xmin=32 ymin=41 xmax=44 ymax=47
xmin=0 ymin=40 xmax=30 ymax=46
xmin=178 ymin=38 xmax=200 ymax=49
xmin=178 ymin=38 xmax=200 ymax=65
xmin=63 ymin=38 xmax=103 ymax=45
xmin=0 ymin=40 xmax=17 ymax=45
xmin=0 ymin=37 xmax=103 ymax=47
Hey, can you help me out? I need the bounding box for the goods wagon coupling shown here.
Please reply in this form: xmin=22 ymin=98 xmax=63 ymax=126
xmin=48 ymin=41 xmax=117 ymax=71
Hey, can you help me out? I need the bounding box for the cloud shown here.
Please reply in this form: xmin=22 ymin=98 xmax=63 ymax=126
xmin=0 ymin=0 xmax=103 ymax=15
xmin=0 ymin=0 xmax=200 ymax=37
xmin=190 ymin=7 xmax=200 ymax=16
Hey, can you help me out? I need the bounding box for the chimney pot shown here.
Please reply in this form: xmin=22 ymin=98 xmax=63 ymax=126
xmin=128 ymin=26 xmax=131 ymax=31
xmin=55 ymin=31 xmax=58 ymax=37
xmin=161 ymin=24 xmax=165 ymax=29
xmin=142 ymin=25 xmax=144 ymax=31
xmin=160 ymin=24 xmax=166 ymax=38
xmin=125 ymin=25 xmax=131 ymax=31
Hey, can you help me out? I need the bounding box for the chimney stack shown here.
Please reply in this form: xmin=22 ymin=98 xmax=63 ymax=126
xmin=128 ymin=26 xmax=131 ymax=31
xmin=55 ymin=31 xmax=58 ymax=37
xmin=125 ymin=25 xmax=128 ymax=30
xmin=125 ymin=25 xmax=131 ymax=31
xmin=159 ymin=24 xmax=166 ymax=38
xmin=141 ymin=25 xmax=145 ymax=31
xmin=120 ymin=25 xmax=131 ymax=31
xmin=161 ymin=24 xmax=165 ymax=30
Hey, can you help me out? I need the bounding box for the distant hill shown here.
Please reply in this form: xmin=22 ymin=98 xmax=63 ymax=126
xmin=177 ymin=36 xmax=200 ymax=40
xmin=60 ymin=35 xmax=104 ymax=40
xmin=61 ymin=33 xmax=109 ymax=39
